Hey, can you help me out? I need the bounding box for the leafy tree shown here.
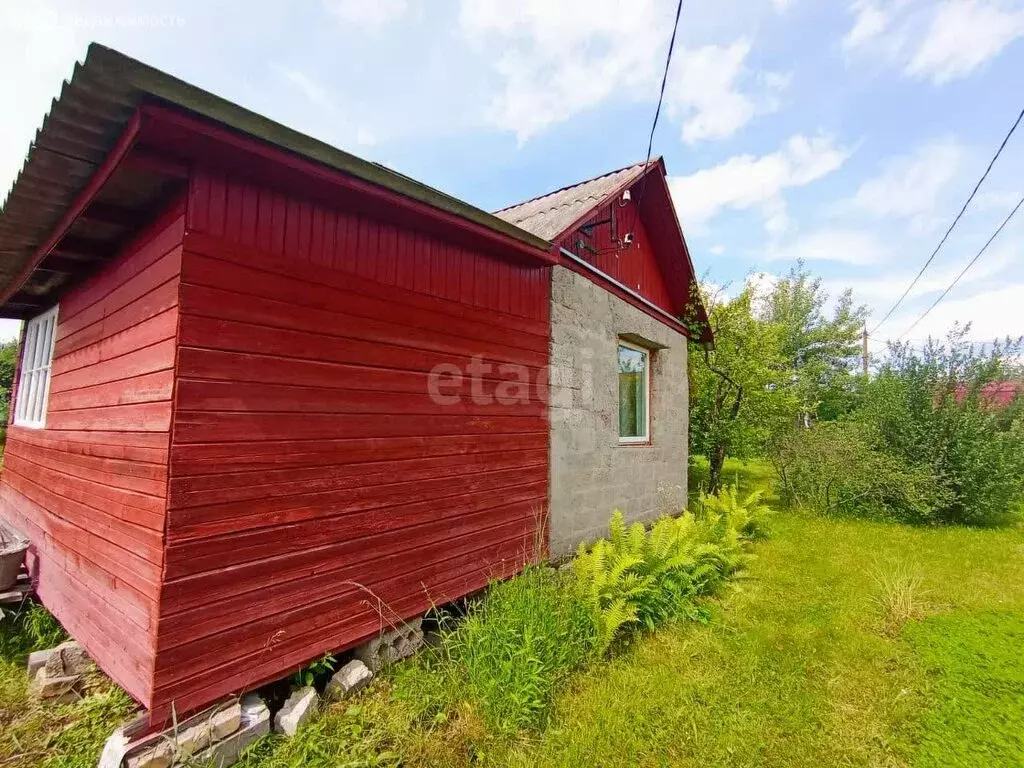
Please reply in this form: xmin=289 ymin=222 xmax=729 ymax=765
xmin=0 ymin=339 xmax=18 ymax=427
xmin=688 ymin=285 xmax=795 ymax=494
xmin=762 ymin=263 xmax=868 ymax=423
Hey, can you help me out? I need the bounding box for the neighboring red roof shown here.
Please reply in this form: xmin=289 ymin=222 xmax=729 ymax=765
xmin=954 ymin=381 xmax=1022 ymax=407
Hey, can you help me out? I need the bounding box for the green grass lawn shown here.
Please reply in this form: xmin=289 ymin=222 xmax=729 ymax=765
xmin=2 ymin=458 xmax=1022 ymax=767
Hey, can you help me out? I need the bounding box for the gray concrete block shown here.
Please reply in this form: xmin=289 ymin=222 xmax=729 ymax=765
xmin=325 ymin=659 xmax=373 ymax=701
xmin=354 ymin=618 xmax=424 ymax=672
xmin=274 ymin=686 xmax=318 ymax=737
xmin=193 ymin=694 xmax=269 ymax=767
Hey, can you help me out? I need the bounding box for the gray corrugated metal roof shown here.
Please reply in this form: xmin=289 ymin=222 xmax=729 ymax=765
xmin=0 ymin=44 xmax=551 ymax=307
xmin=493 ymin=162 xmax=650 ymax=240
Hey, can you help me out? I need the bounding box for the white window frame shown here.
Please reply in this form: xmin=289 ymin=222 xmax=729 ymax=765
xmin=617 ymin=339 xmax=651 ymax=444
xmin=14 ymin=305 xmax=59 ymax=429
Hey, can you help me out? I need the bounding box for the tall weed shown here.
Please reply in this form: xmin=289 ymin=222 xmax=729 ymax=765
xmin=442 ymin=567 xmax=595 ymax=736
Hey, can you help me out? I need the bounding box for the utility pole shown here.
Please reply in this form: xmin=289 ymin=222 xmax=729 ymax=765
xmin=862 ymin=325 xmax=869 ymax=376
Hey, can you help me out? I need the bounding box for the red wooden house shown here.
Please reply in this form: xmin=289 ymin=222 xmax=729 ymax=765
xmin=0 ymin=45 xmax=708 ymax=725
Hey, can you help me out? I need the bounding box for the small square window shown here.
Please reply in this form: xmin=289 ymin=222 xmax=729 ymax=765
xmin=14 ymin=305 xmax=58 ymax=429
xmin=618 ymin=341 xmax=649 ymax=443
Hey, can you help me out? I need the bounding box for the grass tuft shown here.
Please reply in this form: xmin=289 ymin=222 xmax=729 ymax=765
xmin=872 ymin=558 xmax=928 ymax=632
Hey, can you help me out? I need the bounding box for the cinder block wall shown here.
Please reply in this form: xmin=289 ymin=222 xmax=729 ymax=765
xmin=548 ymin=265 xmax=689 ymax=557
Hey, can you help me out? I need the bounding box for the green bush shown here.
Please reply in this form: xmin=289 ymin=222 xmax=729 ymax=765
xmin=855 ymin=331 xmax=1024 ymax=526
xmin=770 ymin=422 xmax=950 ymax=523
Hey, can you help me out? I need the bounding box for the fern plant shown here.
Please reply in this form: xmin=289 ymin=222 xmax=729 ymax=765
xmin=698 ymin=486 xmax=771 ymax=542
xmin=572 ymin=489 xmax=769 ymax=654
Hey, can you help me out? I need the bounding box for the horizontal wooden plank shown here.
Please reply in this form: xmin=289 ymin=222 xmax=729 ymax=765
xmin=4 ymin=449 xmax=164 ymax=524
xmin=7 ymin=437 xmax=167 ymax=498
xmin=184 ymin=229 xmax=549 ymax=333
xmin=53 ymin=307 xmax=179 ymax=377
xmin=0 ymin=473 xmax=162 ymax=599
xmin=169 ymin=433 xmax=546 ymax=479
xmin=49 ymin=338 xmax=176 ymax=394
xmin=179 ymin=315 xmax=541 ymax=383
xmin=48 ymin=369 xmax=174 ymax=413
xmin=163 ymin=481 xmax=545 ymax=605
xmin=55 ymin=276 xmax=179 ymax=359
xmin=159 ymin=502 xmax=541 ymax=644
xmin=165 ymin=486 xmax=543 ymax=581
xmin=56 ymin=208 xmax=184 ymax=334
xmin=152 ymin=557 xmax=509 ymax=723
xmin=168 ymin=449 xmax=543 ymax=511
xmin=1 ymin=484 xmax=157 ymax=634
xmin=6 ymin=426 xmax=169 ymax=464
xmin=167 ymin=461 xmax=545 ymax=534
xmin=176 ymin=347 xmax=551 ymax=400
xmin=45 ymin=400 xmax=172 ymax=433
xmin=181 ymin=250 xmax=549 ymax=354
xmin=171 ymin=446 xmax=543 ymax=497
xmin=173 ymin=409 xmax=543 ymax=444
xmin=178 ymin=282 xmax=547 ymax=369
xmin=154 ymin=522 xmax=534 ymax=686
xmin=174 ymin=379 xmax=545 ymax=418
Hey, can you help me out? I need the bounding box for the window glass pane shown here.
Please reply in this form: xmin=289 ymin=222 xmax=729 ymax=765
xmin=618 ymin=344 xmax=648 ymax=439
xmin=15 ymin=306 xmax=58 ymax=427
xmin=33 ymin=370 xmax=49 ymax=424
xmin=41 ymin=315 xmax=54 ymax=368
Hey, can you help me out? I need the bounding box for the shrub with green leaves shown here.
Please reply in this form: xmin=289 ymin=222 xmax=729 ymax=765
xmin=572 ymin=489 xmax=762 ymax=654
xmin=778 ymin=329 xmax=1024 ymax=526
xmin=770 ymin=422 xmax=949 ymax=523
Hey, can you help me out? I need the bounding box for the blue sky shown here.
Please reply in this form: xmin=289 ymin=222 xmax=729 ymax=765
xmin=1 ymin=0 xmax=1023 ymax=347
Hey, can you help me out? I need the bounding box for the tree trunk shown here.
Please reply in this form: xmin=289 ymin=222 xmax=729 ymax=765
xmin=708 ymin=442 xmax=727 ymax=495
xmin=707 ymin=387 xmax=743 ymax=495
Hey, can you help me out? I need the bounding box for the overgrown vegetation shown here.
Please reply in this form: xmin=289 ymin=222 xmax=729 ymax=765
xmin=0 ymin=601 xmax=135 ymax=768
xmin=402 ymin=486 xmax=768 ymax=738
xmin=689 ymin=264 xmax=868 ymax=492
xmin=771 ymin=329 xmax=1024 ymax=526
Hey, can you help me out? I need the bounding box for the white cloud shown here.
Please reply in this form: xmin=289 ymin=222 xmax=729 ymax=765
xmin=881 ymin=281 xmax=1024 ymax=342
xmin=907 ymin=0 xmax=1024 ymax=83
xmin=709 ymin=245 xmax=726 ymax=255
xmin=850 ymin=139 xmax=963 ymax=220
xmin=767 ymin=228 xmax=890 ymax=265
xmin=668 ymin=134 xmax=851 ymax=234
xmin=668 ymin=39 xmax=789 ymax=144
xmin=273 ymin=65 xmax=377 ymax=149
xmin=275 ymin=66 xmax=337 ymax=112
xmin=842 ymin=1 xmax=889 ymax=50
xmin=325 ymin=0 xmax=408 ymax=29
xmin=830 ymin=243 xmax=1015 ymax=305
xmin=842 ymin=0 xmax=1024 ymax=83
xmin=459 ymin=0 xmax=785 ymax=144
xmin=459 ymin=0 xmax=667 ymax=143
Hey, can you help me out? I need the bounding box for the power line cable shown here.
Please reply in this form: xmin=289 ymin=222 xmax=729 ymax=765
xmin=616 ymin=0 xmax=683 ymax=248
xmin=870 ymin=105 xmax=1024 ymax=334
xmin=897 ymin=193 xmax=1024 ymax=340
xmin=642 ymin=0 xmax=683 ymax=176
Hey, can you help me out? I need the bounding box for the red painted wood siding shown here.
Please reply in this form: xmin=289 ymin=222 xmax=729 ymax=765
xmin=556 ymin=198 xmax=674 ymax=313
xmin=0 ymin=201 xmax=184 ymax=705
xmin=149 ymin=169 xmax=550 ymax=719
